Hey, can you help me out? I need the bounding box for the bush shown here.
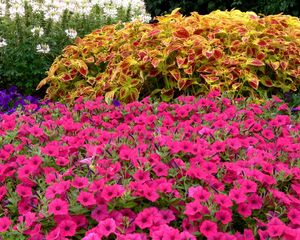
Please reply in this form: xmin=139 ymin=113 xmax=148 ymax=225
xmin=0 ymin=0 xmax=151 ymax=97
xmin=0 ymin=91 xmax=299 ymax=239
xmin=143 ymin=0 xmax=300 ymax=18
xmin=37 ymin=9 xmax=300 ymax=104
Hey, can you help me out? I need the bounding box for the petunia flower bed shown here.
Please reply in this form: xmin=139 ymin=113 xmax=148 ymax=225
xmin=0 ymin=90 xmax=299 ymax=239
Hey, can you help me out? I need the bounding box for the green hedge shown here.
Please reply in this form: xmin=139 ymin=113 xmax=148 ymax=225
xmin=144 ymin=0 xmax=300 ymax=19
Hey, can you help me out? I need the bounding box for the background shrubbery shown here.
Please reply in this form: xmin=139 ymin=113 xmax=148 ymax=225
xmin=0 ymin=0 xmax=151 ymax=97
xmin=144 ymin=0 xmax=300 ymax=19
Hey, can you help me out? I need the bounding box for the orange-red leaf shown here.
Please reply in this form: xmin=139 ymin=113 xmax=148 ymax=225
xmin=173 ymin=27 xmax=190 ymax=39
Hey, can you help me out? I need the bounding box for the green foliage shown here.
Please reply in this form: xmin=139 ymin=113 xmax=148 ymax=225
xmin=0 ymin=0 xmax=149 ymax=97
xmin=37 ymin=9 xmax=300 ymax=104
xmin=143 ymin=0 xmax=300 ymax=18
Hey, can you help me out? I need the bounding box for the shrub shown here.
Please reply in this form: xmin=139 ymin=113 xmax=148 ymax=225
xmin=0 ymin=0 xmax=151 ymax=97
xmin=0 ymin=91 xmax=299 ymax=239
xmin=143 ymin=0 xmax=300 ymax=18
xmin=37 ymin=9 xmax=300 ymax=104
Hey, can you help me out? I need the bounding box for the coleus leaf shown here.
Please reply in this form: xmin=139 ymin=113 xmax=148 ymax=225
xmin=247 ymin=59 xmax=265 ymax=67
xmin=173 ymin=27 xmax=190 ymax=39
xmin=161 ymin=88 xmax=174 ymax=102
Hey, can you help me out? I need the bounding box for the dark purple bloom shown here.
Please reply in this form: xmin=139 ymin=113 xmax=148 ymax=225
xmin=112 ymin=99 xmax=121 ymax=107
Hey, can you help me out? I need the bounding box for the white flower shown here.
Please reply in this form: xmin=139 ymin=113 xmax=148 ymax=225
xmin=36 ymin=44 xmax=50 ymax=54
xmin=65 ymin=28 xmax=77 ymax=39
xmin=31 ymin=26 xmax=44 ymax=37
xmin=103 ymin=7 xmax=118 ymax=19
xmin=0 ymin=37 xmax=7 ymax=48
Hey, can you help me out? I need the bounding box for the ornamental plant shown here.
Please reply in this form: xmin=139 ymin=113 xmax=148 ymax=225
xmin=0 ymin=90 xmax=299 ymax=239
xmin=37 ymin=9 xmax=300 ymax=104
xmin=0 ymin=86 xmax=40 ymax=115
xmin=0 ymin=0 xmax=151 ymax=97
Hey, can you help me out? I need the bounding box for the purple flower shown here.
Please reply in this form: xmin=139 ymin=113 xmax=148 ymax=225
xmin=112 ymin=99 xmax=121 ymax=107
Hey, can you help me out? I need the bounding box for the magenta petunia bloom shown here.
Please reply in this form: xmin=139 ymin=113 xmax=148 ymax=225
xmin=48 ymin=199 xmax=69 ymax=216
xmin=98 ymin=218 xmax=116 ymax=237
xmin=77 ymin=191 xmax=96 ymax=207
xmin=199 ymin=220 xmax=218 ymax=238
xmin=0 ymin=217 xmax=12 ymax=232
xmin=59 ymin=220 xmax=77 ymax=237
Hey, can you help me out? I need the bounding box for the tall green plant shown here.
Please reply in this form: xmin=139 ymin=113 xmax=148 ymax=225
xmin=0 ymin=0 xmax=150 ymax=97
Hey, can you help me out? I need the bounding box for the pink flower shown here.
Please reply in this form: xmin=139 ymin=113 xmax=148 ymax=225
xmin=82 ymin=233 xmax=101 ymax=240
xmin=211 ymin=141 xmax=226 ymax=153
xmin=229 ymin=188 xmax=247 ymax=204
xmin=214 ymin=194 xmax=233 ymax=208
xmin=239 ymin=179 xmax=257 ymax=193
xmin=56 ymin=157 xmax=70 ymax=166
xmin=237 ymin=203 xmax=252 ymax=218
xmin=72 ymin=176 xmax=89 ymax=189
xmin=0 ymin=186 xmax=7 ymax=201
xmin=152 ymin=162 xmax=169 ymax=177
xmin=261 ymin=129 xmax=274 ymax=140
xmin=0 ymin=217 xmax=12 ymax=232
xmin=134 ymin=208 xmax=156 ymax=229
xmin=184 ymin=201 xmax=203 ymax=216
xmin=98 ymin=218 xmax=116 ymax=237
xmin=247 ymin=194 xmax=263 ymax=209
xmin=48 ymin=199 xmax=69 ymax=216
xmin=91 ymin=205 xmax=109 ymax=221
xmin=133 ymin=169 xmax=150 ymax=182
xmin=160 ymin=209 xmax=175 ymax=224
xmin=267 ymin=225 xmax=284 ymax=238
xmin=59 ymin=220 xmax=77 ymax=237
xmin=16 ymin=184 xmax=32 ymax=197
xmin=215 ymin=209 xmax=232 ymax=224
xmin=199 ymin=220 xmax=218 ymax=238
xmin=77 ymin=191 xmax=96 ymax=207
xmin=188 ymin=186 xmax=210 ymax=202
xmin=101 ymin=184 xmax=125 ymax=202
xmin=288 ymin=208 xmax=300 ymax=225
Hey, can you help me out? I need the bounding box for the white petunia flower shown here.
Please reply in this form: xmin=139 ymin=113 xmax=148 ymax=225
xmin=36 ymin=44 xmax=50 ymax=54
xmin=65 ymin=28 xmax=77 ymax=39
xmin=31 ymin=26 xmax=44 ymax=37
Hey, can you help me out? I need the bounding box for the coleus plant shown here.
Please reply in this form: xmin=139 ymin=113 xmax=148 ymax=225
xmin=36 ymin=9 xmax=300 ymax=104
xmin=0 ymin=90 xmax=299 ymax=239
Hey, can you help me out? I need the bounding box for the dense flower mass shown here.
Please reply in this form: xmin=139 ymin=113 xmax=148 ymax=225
xmin=0 ymin=86 xmax=40 ymax=114
xmin=0 ymin=90 xmax=299 ymax=239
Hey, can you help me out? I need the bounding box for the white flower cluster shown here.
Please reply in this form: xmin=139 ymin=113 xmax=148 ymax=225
xmin=0 ymin=37 xmax=7 ymax=48
xmin=36 ymin=43 xmax=50 ymax=53
xmin=65 ymin=28 xmax=77 ymax=39
xmin=31 ymin=26 xmax=44 ymax=37
xmin=0 ymin=0 xmax=151 ymax=23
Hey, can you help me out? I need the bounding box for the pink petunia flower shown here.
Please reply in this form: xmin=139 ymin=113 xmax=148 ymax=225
xmin=0 ymin=186 xmax=7 ymax=201
xmin=71 ymin=176 xmax=89 ymax=189
xmin=101 ymin=184 xmax=125 ymax=202
xmin=48 ymin=199 xmax=69 ymax=216
xmin=214 ymin=194 xmax=233 ymax=208
xmin=215 ymin=209 xmax=232 ymax=224
xmin=199 ymin=220 xmax=218 ymax=238
xmin=288 ymin=208 xmax=300 ymax=225
xmin=16 ymin=184 xmax=32 ymax=198
xmin=0 ymin=217 xmax=12 ymax=232
xmin=58 ymin=220 xmax=77 ymax=237
xmin=229 ymin=188 xmax=247 ymax=204
xmin=237 ymin=203 xmax=252 ymax=218
xmin=98 ymin=218 xmax=116 ymax=237
xmin=91 ymin=205 xmax=109 ymax=221
xmin=77 ymin=191 xmax=96 ymax=207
